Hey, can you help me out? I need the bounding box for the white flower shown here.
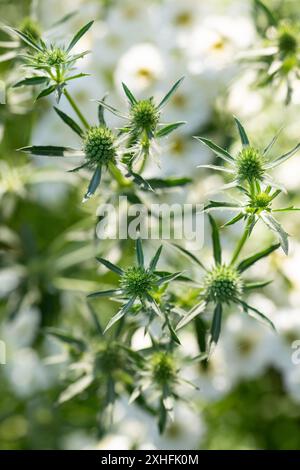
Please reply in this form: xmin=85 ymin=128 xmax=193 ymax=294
xmin=114 ymin=43 xmax=165 ymax=96
xmin=272 ymin=309 xmax=300 ymax=371
xmin=2 ymin=306 xmax=40 ymax=350
xmin=5 ymin=348 xmax=51 ymax=397
xmin=227 ymin=70 xmax=264 ymax=117
xmin=186 ymin=15 xmax=255 ymax=76
xmin=222 ymin=311 xmax=276 ymax=381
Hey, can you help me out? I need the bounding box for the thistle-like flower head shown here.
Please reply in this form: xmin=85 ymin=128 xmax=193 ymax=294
xmin=88 ymin=239 xmax=181 ymax=339
xmin=151 ymin=351 xmax=176 ymax=385
xmin=196 ymin=116 xmax=300 ymax=190
xmin=203 ymin=264 xmax=243 ymax=304
xmin=84 ymin=126 xmax=117 ymax=167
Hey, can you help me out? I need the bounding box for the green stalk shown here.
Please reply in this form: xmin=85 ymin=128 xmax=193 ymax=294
xmin=63 ymin=89 xmax=90 ymax=130
xmin=108 ymin=162 xmax=131 ymax=187
xmin=230 ymin=217 xmax=253 ymax=265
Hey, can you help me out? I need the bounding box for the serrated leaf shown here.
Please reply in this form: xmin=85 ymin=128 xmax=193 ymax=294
xmin=204 ymin=200 xmax=240 ymax=211
xmin=156 ymin=271 xmax=182 ymax=286
xmin=244 ymin=280 xmax=272 ymax=290
xmin=96 ymin=100 xmax=127 ymax=119
xmin=157 ymin=76 xmax=184 ymax=109
xmin=66 ymin=21 xmax=94 ymax=52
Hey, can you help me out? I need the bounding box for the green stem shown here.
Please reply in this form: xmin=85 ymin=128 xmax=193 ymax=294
xmin=63 ymin=89 xmax=90 ymax=130
xmin=230 ymin=218 xmax=253 ymax=265
xmin=108 ymin=162 xmax=131 ymax=187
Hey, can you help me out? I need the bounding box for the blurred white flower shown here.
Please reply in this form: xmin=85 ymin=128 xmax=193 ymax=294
xmin=2 ymin=306 xmax=40 ymax=349
xmin=222 ymin=312 xmax=276 ymax=381
xmin=5 ymin=348 xmax=51 ymax=397
xmin=186 ymin=15 xmax=255 ymax=76
xmin=227 ymin=70 xmax=264 ymax=117
xmin=114 ymin=43 xmax=165 ymax=96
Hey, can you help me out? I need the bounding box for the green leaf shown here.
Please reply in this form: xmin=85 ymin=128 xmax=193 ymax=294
xmin=104 ymin=297 xmax=136 ymax=333
xmin=267 ymin=143 xmax=300 ymax=168
xmin=194 ymin=316 xmax=207 ymax=354
xmin=237 ymin=243 xmax=280 ymax=272
xmin=136 ymin=237 xmax=144 ymax=267
xmin=36 ymin=84 xmax=57 ymax=100
xmin=194 ymin=137 xmax=234 ymax=164
xmin=19 ymin=145 xmax=83 ymax=157
xmin=204 ymin=200 xmax=240 ymax=211
xmin=149 ymin=245 xmax=163 ymax=272
xmin=96 ymin=257 xmax=124 ymax=276
xmin=171 ymin=243 xmax=207 ymax=270
xmin=5 ymin=27 xmax=43 ymax=51
xmin=66 ymin=21 xmax=94 ymax=52
xmin=83 ymin=166 xmax=102 ymax=202
xmin=98 ymin=94 xmax=108 ymax=125
xmin=87 ymin=289 xmax=123 ymax=299
xmin=273 ymin=207 xmax=300 ymax=212
xmin=164 ymin=313 xmax=181 ymax=345
xmin=209 ymin=303 xmax=222 ymax=349
xmin=96 ymin=100 xmax=127 ymax=119
xmin=263 ymin=127 xmax=283 ymax=155
xmin=46 ymin=328 xmax=86 ymax=351
xmin=86 ymin=303 xmax=103 ymax=336
xmin=54 ymin=106 xmax=84 ymax=138
xmin=233 ymin=116 xmax=250 ymax=146
xmin=238 ymin=299 xmax=276 ymax=331
xmin=145 ymin=294 xmax=164 ymax=320
xmin=223 ymin=212 xmax=245 ymax=226
xmin=208 ymin=214 xmax=222 ymax=265
xmin=146 ymin=176 xmax=192 ymax=189
xmin=261 ymin=213 xmax=289 ymax=255
xmin=126 ymin=170 xmax=154 ymax=192
xmin=13 ymin=76 xmax=49 ymax=88
xmin=58 ymin=374 xmax=94 ymax=404
xmin=157 ymin=76 xmax=184 ymax=109
xmin=122 ymin=82 xmax=137 ymax=105
xmin=244 ymin=280 xmax=272 ymax=290
xmin=156 ymin=121 xmax=186 ymax=137
xmin=254 ymin=0 xmax=278 ymax=26
xmin=176 ymin=302 xmax=206 ymax=331
xmin=156 ymin=271 xmax=182 ymax=286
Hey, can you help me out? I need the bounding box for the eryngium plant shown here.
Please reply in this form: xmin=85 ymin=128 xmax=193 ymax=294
xmin=6 ymin=9 xmax=300 ymax=436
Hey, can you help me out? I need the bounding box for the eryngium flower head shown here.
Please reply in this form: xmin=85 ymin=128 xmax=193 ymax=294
xmin=236 ymin=147 xmax=265 ymax=182
xmin=250 ymin=192 xmax=272 ymax=209
xmin=84 ymin=126 xmax=117 ymax=167
xmin=34 ymin=46 xmax=68 ymax=67
xmin=120 ymin=266 xmax=157 ymax=298
xmin=151 ymin=352 xmax=176 ymax=385
xmin=203 ymin=265 xmax=243 ymax=303
xmin=131 ymin=99 xmax=160 ymax=132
